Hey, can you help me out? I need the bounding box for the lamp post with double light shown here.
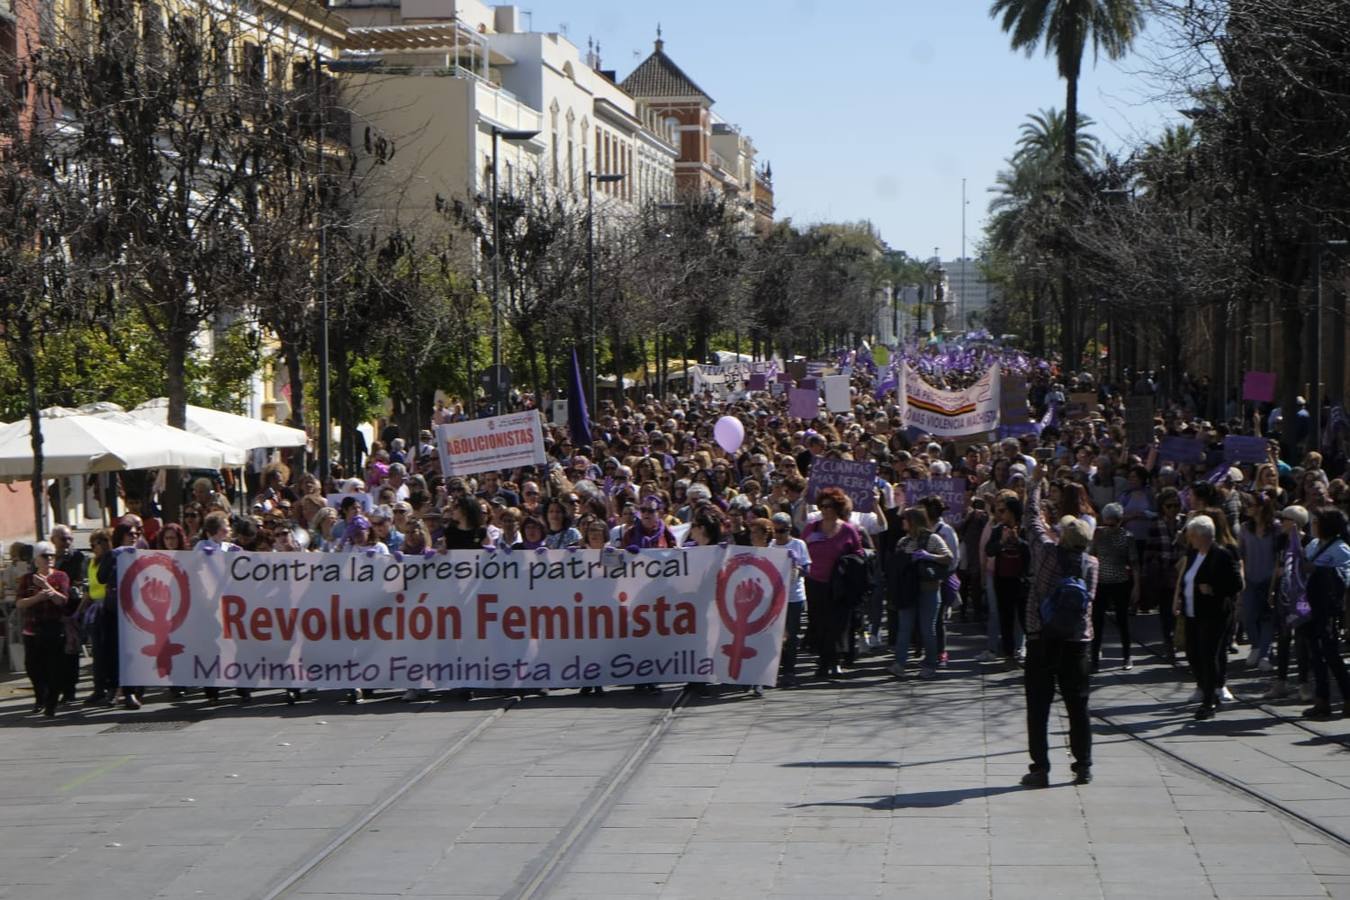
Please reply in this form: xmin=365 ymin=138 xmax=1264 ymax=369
xmin=489 ymin=127 xmax=539 ymax=415
xmin=587 ymin=170 xmax=625 ymax=413
xmin=312 ymin=53 xmax=381 ymax=482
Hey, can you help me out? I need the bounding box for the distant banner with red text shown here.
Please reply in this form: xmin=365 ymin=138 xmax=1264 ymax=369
xmin=436 ymin=410 xmax=547 ymax=477
xmin=116 ymin=547 xmax=790 ymax=689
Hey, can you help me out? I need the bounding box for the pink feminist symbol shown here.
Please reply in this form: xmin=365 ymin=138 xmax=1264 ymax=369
xmin=120 ymin=556 xmax=192 ymax=677
xmin=716 ymin=556 xmax=786 ymax=680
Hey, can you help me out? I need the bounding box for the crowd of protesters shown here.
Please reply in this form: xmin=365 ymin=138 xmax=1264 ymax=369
xmin=3 ymin=358 xmax=1348 ymax=792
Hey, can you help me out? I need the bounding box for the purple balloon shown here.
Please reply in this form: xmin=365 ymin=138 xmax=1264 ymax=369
xmin=713 ymin=415 xmax=745 ymax=454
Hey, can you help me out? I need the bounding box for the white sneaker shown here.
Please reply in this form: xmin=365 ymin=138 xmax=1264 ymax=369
xmin=1187 ymin=688 xmax=1203 ymax=703
xmin=1246 ymin=648 xmax=1261 ymax=666
xmin=1219 ymin=686 xmax=1235 ymax=702
xmin=975 ymin=650 xmax=998 ymax=663
xmin=1257 ymin=657 xmax=1273 ymax=673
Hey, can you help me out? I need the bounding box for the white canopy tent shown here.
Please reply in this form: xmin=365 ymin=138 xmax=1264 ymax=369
xmin=129 ymin=398 xmax=307 ymax=450
xmin=0 ymin=407 xmax=242 ymax=479
xmin=79 ymin=404 xmax=249 ymax=467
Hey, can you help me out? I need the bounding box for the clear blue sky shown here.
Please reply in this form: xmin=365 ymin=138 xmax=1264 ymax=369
xmin=530 ymin=0 xmax=1174 ymax=259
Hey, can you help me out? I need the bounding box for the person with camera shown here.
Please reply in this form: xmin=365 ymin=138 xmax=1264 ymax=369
xmin=888 ymin=506 xmax=952 ymax=680
xmin=1021 ymin=476 xmax=1098 ymax=787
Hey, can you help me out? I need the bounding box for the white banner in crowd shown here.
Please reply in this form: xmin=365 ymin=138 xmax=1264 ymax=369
xmin=436 ymin=411 xmax=546 ymax=477
xmin=822 ymin=374 xmax=851 ymax=413
xmin=899 ymin=364 xmax=1001 ymax=438
xmin=116 ymin=547 xmax=791 ymax=690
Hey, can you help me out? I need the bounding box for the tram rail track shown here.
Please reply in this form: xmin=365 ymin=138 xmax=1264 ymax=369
xmin=254 ymin=686 xmax=690 ymax=900
xmin=1088 ymin=634 xmax=1350 ymax=849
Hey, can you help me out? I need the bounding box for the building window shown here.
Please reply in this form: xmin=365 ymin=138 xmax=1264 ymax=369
xmin=242 ymin=41 xmax=265 ymax=88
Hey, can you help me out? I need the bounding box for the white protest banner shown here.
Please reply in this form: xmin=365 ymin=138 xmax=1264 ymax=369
xmin=822 ymin=374 xmax=851 ymax=413
xmin=436 ymin=410 xmax=546 ymax=477
xmin=116 ymin=547 xmax=790 ymax=689
xmin=900 ymin=364 xmax=1001 ymax=438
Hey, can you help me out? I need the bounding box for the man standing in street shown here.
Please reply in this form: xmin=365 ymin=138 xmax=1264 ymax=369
xmin=1021 ymin=476 xmax=1098 ymax=787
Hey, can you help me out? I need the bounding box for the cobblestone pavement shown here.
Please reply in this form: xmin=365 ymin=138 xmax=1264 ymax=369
xmin=1 ymin=620 xmax=1347 ymax=900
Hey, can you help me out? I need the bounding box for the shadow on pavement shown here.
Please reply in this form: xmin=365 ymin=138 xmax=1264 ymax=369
xmin=792 ymin=784 xmax=1034 ymax=811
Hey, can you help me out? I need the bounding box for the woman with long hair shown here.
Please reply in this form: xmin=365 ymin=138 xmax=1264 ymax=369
xmin=98 ymin=519 xmax=144 ymax=709
xmin=155 ymin=522 xmax=189 ymax=552
xmin=442 ymin=495 xmax=488 ymax=549
xmin=1145 ymin=487 xmax=1186 ymax=657
xmin=1090 ymin=504 xmax=1140 ymax=672
xmin=890 ymin=507 xmax=953 ymax=680
xmin=79 ymin=530 xmax=114 ymax=704
xmin=1057 ymin=481 xmax=1097 ymax=531
xmin=1238 ymin=492 xmax=1280 ymax=670
xmin=1299 ymin=507 xmax=1350 ymax=719
xmin=800 ymin=487 xmax=863 ymax=679
xmin=543 ymin=498 xmax=581 ymax=549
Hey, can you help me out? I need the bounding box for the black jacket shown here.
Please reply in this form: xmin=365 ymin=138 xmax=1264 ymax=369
xmin=1183 ymin=543 xmax=1243 ymax=619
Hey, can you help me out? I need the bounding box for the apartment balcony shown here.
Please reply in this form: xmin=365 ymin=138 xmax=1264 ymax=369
xmin=473 ymin=76 xmax=539 ymax=134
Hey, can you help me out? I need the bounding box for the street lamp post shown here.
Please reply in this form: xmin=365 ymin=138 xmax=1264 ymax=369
xmin=1312 ymin=238 xmax=1349 ymax=445
xmin=490 ymin=127 xmax=539 ymax=416
xmin=311 ymin=53 xmax=380 ymax=482
xmin=587 ymin=170 xmax=625 ymax=414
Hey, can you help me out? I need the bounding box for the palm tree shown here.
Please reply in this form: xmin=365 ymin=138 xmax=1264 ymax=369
xmin=1137 ymin=123 xmax=1196 ymax=202
xmin=990 ymin=0 xmax=1143 ymax=177
xmin=990 ymin=0 xmax=1144 ymax=364
xmin=1015 ymin=107 xmax=1101 ymax=172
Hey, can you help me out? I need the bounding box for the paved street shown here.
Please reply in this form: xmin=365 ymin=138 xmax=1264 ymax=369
xmin=2 ymin=622 xmax=1348 ymax=900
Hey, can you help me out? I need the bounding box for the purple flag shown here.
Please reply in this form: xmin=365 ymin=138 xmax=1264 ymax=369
xmin=567 ymin=347 xmax=591 ymax=447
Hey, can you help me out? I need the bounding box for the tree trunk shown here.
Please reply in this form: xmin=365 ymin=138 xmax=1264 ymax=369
xmin=1280 ymin=279 xmax=1304 ymax=453
xmin=283 ymin=345 xmax=305 ymax=431
xmin=543 ymin=338 xmax=556 ymax=401
xmin=1061 ymin=71 xmax=1080 ymax=370
xmin=636 ymin=333 xmax=647 ymax=396
xmin=335 ymin=351 xmax=353 ymax=470
xmin=161 ymin=325 xmax=190 ymax=526
xmin=1333 ymin=284 xmax=1346 ymax=405
xmin=611 ymin=318 xmax=624 ymax=408
xmin=1031 ymin=283 xmax=1046 ymax=359
xmin=18 ymin=318 xmax=44 ymax=539
xmin=1209 ymin=301 xmax=1227 ymax=422
xmin=462 ymin=317 xmax=474 ymax=419
xmin=522 ymin=321 xmax=542 ymax=408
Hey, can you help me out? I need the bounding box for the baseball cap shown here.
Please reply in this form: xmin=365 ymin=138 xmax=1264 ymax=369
xmin=1279 ymin=505 xmax=1309 ymax=526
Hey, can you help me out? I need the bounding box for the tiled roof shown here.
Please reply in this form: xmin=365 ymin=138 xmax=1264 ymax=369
xmin=620 ymin=46 xmax=713 ymax=103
